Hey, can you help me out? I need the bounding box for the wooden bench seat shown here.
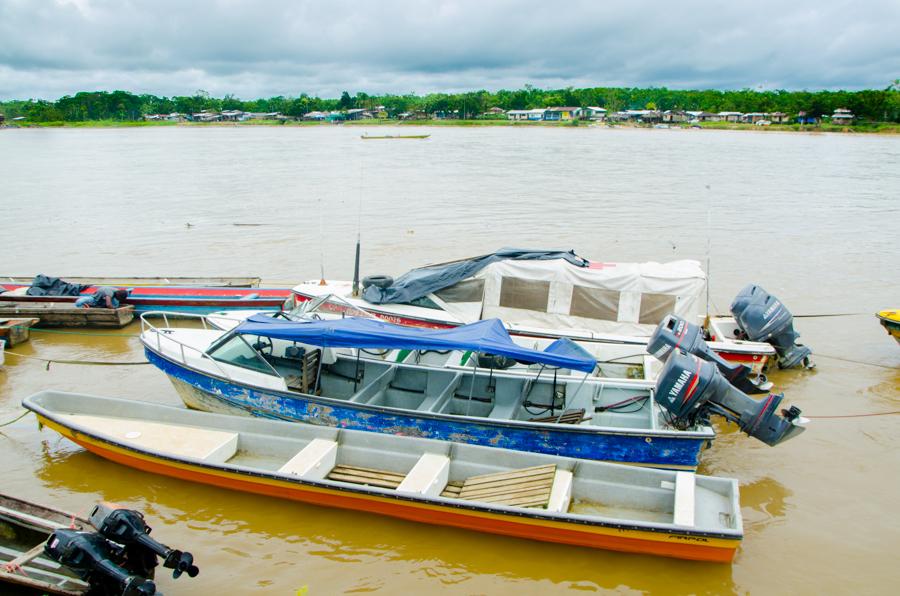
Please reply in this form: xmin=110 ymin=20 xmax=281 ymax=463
xmin=456 ymin=464 xmax=557 ymax=509
xmin=527 ymin=409 xmax=589 ymax=425
xmin=396 ymin=453 xmax=450 ymax=497
xmin=673 ymin=471 xmax=696 ymax=527
xmin=326 ymin=465 xmax=406 ymax=489
xmin=278 ymin=438 xmax=337 ymax=480
xmin=440 ymin=481 xmax=463 ymax=498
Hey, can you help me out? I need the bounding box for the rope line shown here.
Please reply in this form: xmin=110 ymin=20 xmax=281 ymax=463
xmin=806 ymin=411 xmax=900 ymax=419
xmin=3 ymin=350 xmax=149 ymax=369
xmin=27 ymin=327 xmax=141 ymax=337
xmin=0 ymin=410 xmax=31 ymax=427
xmin=813 ymin=353 xmax=899 ymax=370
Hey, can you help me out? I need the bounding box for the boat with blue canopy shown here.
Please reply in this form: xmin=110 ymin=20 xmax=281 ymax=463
xmin=140 ymin=312 xmax=716 ymax=470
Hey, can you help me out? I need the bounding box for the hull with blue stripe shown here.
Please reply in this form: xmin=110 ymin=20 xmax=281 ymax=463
xmin=145 ymin=348 xmax=712 ymax=470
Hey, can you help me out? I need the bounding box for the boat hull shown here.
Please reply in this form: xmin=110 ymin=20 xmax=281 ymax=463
xmin=876 ymin=310 xmax=900 ymax=345
xmin=0 ymin=285 xmax=291 ymax=315
xmin=35 ymin=415 xmax=738 ymax=562
xmin=146 ymin=348 xmax=710 ymax=471
xmin=0 ymin=304 xmax=134 ymax=328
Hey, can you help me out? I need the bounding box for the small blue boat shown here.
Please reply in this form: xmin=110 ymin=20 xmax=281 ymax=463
xmin=140 ymin=315 xmax=715 ymax=470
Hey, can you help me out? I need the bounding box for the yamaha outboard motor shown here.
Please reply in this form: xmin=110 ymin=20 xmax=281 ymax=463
xmin=648 ymin=314 xmax=770 ymax=394
xmin=44 ymin=529 xmax=157 ymax=595
xmin=730 ymin=284 xmax=812 ymax=369
xmin=654 ymin=349 xmax=806 ymax=446
xmin=90 ymin=503 xmax=199 ymax=580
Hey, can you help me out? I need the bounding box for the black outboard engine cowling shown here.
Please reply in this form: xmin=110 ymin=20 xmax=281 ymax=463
xmin=730 ymin=284 xmax=812 ymax=369
xmin=90 ymin=503 xmax=199 ymax=580
xmin=44 ymin=529 xmax=157 ymax=596
xmin=648 ymin=314 xmax=769 ymax=394
xmin=654 ymin=349 xmax=807 ymax=446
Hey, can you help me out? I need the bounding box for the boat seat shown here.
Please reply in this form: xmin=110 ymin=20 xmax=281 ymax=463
xmin=440 ymin=481 xmax=464 ymax=498
xmin=396 ymin=453 xmax=450 ymax=497
xmin=278 ymin=438 xmax=337 ymax=480
xmin=546 ymin=469 xmax=574 ymax=513
xmin=527 ymin=409 xmax=588 ymax=425
xmin=456 ymin=464 xmax=557 ymax=509
xmin=55 ymin=414 xmax=238 ymax=464
xmin=348 ymin=367 xmax=397 ymax=404
xmin=326 ymin=465 xmax=405 ymax=489
xmin=673 ymin=471 xmax=696 ymax=527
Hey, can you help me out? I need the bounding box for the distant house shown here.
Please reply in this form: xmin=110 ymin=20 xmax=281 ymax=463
xmin=662 ymin=110 xmax=688 ymax=123
xmin=371 ymin=105 xmax=389 ymax=119
xmin=191 ymin=111 xmax=222 ymax=122
xmin=769 ymin=112 xmax=790 ymax=124
xmin=345 ymin=108 xmax=371 ymax=120
xmin=303 ymin=111 xmax=327 ymax=121
xmin=432 ymin=110 xmax=460 ymax=120
xmin=717 ymin=111 xmax=743 ymax=123
xmin=544 ymin=107 xmax=581 ymax=121
xmin=220 ymin=110 xmax=245 ymax=121
xmin=796 ymin=111 xmax=819 ymax=125
xmin=741 ymin=112 xmax=769 ymax=124
xmin=582 ymin=107 xmax=607 ymax=121
xmin=244 ymin=112 xmax=282 ymax=120
xmin=398 ymin=110 xmax=428 ymax=120
xmin=326 ymin=111 xmax=346 ymax=122
xmin=641 ymin=110 xmax=663 ymax=123
xmin=831 ymin=108 xmax=854 ymax=125
xmin=485 ymin=107 xmax=506 ymax=115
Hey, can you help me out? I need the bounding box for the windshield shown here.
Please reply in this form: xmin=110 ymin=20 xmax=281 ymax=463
xmin=287 ymin=294 xmax=376 ymax=320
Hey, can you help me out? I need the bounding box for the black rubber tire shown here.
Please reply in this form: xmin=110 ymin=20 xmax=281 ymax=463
xmin=362 ymin=275 xmax=394 ymax=289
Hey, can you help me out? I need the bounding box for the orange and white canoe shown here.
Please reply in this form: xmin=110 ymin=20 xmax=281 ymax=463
xmin=23 ymin=390 xmax=743 ymax=563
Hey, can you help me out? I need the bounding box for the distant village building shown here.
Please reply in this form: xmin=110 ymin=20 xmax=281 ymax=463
xmin=220 ymin=110 xmax=245 ymax=121
xmin=485 ymin=107 xmax=506 ymax=115
xmin=831 ymin=108 xmax=854 ymax=125
xmin=662 ymin=110 xmax=689 ymax=123
xmin=507 ymin=109 xmax=546 ymax=121
xmin=741 ymin=112 xmax=769 ymax=124
xmin=345 ymin=108 xmax=371 ymax=120
xmin=582 ymin=107 xmax=607 ymax=121
xmin=717 ymin=111 xmax=743 ymax=123
xmin=543 ymin=107 xmax=581 ymax=121
xmin=769 ymin=112 xmax=790 ymax=124
xmin=796 ymin=111 xmax=819 ymax=125
xmin=190 ymin=111 xmax=222 ymax=122
xmin=303 ymin=111 xmax=327 ymax=121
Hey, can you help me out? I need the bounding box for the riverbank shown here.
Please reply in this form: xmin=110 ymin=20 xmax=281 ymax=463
xmin=4 ymin=118 xmax=900 ymax=134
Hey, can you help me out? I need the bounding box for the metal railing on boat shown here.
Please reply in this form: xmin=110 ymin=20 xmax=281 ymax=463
xmin=140 ymin=311 xmax=240 ymax=381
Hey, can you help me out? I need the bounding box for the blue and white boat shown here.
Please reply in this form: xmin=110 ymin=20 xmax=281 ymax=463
xmin=140 ymin=313 xmax=715 ymax=470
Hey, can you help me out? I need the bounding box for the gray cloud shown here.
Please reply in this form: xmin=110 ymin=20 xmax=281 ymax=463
xmin=0 ymin=0 xmax=898 ymax=100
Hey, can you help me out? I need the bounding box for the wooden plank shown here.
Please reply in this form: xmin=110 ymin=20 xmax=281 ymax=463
xmin=460 ymin=465 xmax=556 ymax=487
xmin=673 ymin=471 xmax=696 ymax=526
xmin=469 ymin=486 xmax=553 ymax=503
xmin=3 ymin=543 xmax=46 ymax=569
xmin=457 ymin=478 xmax=554 ymax=499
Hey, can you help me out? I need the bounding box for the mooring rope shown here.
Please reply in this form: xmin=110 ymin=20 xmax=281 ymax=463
xmin=3 ymin=351 xmax=149 ymax=369
xmin=805 ymin=411 xmax=900 ymax=419
xmin=813 ymin=353 xmax=899 ymax=370
xmin=26 ymin=327 xmax=141 ymax=337
xmin=0 ymin=410 xmax=31 ymax=427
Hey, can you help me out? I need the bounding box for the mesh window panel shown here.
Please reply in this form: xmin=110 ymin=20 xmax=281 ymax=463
xmin=638 ymin=294 xmax=677 ymax=324
xmin=498 ymin=277 xmax=550 ymax=311
xmin=435 ymin=279 xmax=485 ymax=303
xmin=569 ymin=286 xmax=619 ymax=320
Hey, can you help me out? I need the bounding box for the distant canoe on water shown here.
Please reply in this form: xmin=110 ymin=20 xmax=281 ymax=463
xmin=361 ymin=134 xmax=430 ymax=140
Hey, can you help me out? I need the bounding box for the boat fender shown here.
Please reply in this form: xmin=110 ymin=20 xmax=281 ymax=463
xmin=362 ymin=275 xmax=394 ymax=289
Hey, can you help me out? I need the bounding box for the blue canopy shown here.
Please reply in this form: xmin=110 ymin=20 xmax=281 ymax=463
xmin=235 ymin=315 xmax=597 ymax=373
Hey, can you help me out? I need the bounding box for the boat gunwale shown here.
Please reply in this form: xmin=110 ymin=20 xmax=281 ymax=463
xmin=22 ymin=392 xmax=742 ymax=541
xmin=141 ymin=336 xmax=716 ymax=441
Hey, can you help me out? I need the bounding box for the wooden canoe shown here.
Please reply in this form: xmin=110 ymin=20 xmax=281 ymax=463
xmin=0 ymin=493 xmax=89 ymax=595
xmin=360 ymin=134 xmax=430 ymax=139
xmin=0 ymin=317 xmax=39 ymax=346
xmin=0 ymin=276 xmax=261 ymax=288
xmin=24 ymin=390 xmax=743 ymax=562
xmin=0 ymin=303 xmax=134 ymax=328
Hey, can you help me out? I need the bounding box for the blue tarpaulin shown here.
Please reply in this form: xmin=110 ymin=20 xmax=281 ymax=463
xmin=235 ymin=315 xmax=597 ymax=373
xmin=361 ymin=248 xmax=589 ymax=305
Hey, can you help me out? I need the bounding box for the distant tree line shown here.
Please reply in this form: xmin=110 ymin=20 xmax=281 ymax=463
xmin=3 ymin=83 xmax=899 ymax=122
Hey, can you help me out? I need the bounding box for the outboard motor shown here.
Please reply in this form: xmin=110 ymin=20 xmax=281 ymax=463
xmin=44 ymin=529 xmax=156 ymax=596
xmin=90 ymin=503 xmax=199 ymax=580
xmin=730 ymin=284 xmax=812 ymax=369
xmin=648 ymin=314 xmax=771 ymax=394
xmin=654 ymin=349 xmax=806 ymax=446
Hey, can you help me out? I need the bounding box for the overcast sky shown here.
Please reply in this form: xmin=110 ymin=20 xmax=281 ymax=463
xmin=1 ymin=0 xmax=898 ymax=100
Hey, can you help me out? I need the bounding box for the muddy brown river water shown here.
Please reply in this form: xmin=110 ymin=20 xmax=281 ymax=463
xmin=1 ymin=125 xmax=898 ymax=593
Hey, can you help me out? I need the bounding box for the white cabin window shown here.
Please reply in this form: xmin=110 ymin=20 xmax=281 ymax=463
xmin=638 ymin=293 xmax=677 ymax=324
xmin=208 ymin=335 xmax=277 ymax=375
xmin=499 ymin=277 xmax=550 ymax=311
xmin=569 ymin=286 xmax=619 ymax=321
xmin=435 ymin=279 xmax=485 ymax=303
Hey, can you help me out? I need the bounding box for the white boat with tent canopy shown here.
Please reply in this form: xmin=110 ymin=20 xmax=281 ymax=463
xmin=289 ymin=249 xmax=775 ymax=374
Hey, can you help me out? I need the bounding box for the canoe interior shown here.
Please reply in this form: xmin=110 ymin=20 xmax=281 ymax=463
xmin=26 ymin=391 xmax=741 ymax=542
xmin=0 ymin=494 xmax=88 ymax=595
xmin=0 ymin=276 xmax=262 ymax=288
